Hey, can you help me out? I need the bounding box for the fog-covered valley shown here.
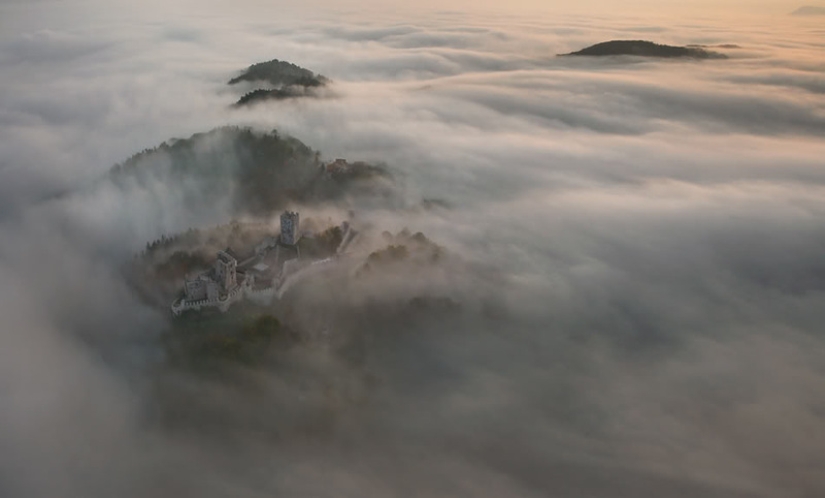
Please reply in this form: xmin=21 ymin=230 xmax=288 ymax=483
xmin=1 ymin=2 xmax=824 ymax=497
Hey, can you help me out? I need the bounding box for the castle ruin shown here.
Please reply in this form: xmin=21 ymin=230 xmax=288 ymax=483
xmin=170 ymin=210 xmax=356 ymax=316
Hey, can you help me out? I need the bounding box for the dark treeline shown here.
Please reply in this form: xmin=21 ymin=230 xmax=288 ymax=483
xmin=109 ymin=126 xmax=392 ymax=218
xmin=560 ymin=40 xmax=727 ymax=59
xmin=228 ymin=59 xmax=329 ymax=88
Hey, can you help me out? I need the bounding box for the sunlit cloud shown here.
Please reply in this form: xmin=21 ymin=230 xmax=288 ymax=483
xmin=1 ymin=2 xmax=824 ymax=497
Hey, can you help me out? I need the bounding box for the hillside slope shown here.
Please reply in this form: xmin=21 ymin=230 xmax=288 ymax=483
xmin=560 ymin=40 xmax=726 ymax=59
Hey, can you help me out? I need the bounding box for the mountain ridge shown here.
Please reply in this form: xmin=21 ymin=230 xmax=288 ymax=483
xmin=228 ymin=59 xmax=329 ymax=106
xmin=791 ymin=5 xmax=825 ymax=15
xmin=560 ymin=40 xmax=727 ymax=59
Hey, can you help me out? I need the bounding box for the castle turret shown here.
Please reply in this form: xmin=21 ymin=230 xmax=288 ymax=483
xmin=215 ymin=250 xmax=237 ymax=291
xmin=280 ymin=211 xmax=300 ymax=246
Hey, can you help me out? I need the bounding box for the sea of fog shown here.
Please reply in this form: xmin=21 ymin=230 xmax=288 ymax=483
xmin=1 ymin=3 xmax=824 ymax=497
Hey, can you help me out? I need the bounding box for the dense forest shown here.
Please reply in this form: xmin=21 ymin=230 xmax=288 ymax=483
xmin=228 ymin=59 xmax=328 ymax=87
xmin=561 ymin=40 xmax=727 ymax=59
xmin=228 ymin=59 xmax=329 ymax=105
xmin=108 ymin=126 xmax=392 ymax=217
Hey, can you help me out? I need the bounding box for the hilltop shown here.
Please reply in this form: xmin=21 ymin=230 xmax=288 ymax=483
xmin=560 ymin=40 xmax=727 ymax=59
xmin=228 ymin=59 xmax=329 ymax=106
xmin=129 ymin=218 xmax=460 ymax=372
xmin=228 ymin=59 xmax=328 ymax=87
xmin=791 ymin=5 xmax=825 ymax=15
xmin=108 ymin=127 xmax=393 ymax=217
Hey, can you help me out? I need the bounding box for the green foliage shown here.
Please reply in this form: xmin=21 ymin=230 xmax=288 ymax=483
xmin=228 ymin=59 xmax=328 ymax=88
xmin=367 ymin=244 xmax=409 ymax=264
xmin=359 ymin=230 xmax=445 ymax=275
xmin=562 ymin=40 xmax=726 ymax=59
xmin=235 ymin=88 xmax=297 ymax=106
xmin=316 ymin=225 xmax=344 ymax=253
xmin=154 ymin=250 xmax=209 ymax=280
xmin=166 ymin=308 xmax=295 ymax=369
xmin=328 ymin=161 xmax=390 ymax=183
xmin=230 ymin=60 xmax=329 ymax=106
xmin=109 ymin=126 xmax=394 ymax=218
xmin=108 ymin=127 xmax=320 ymax=216
xmin=298 ymin=225 xmax=343 ymax=258
xmin=227 ymin=59 xmax=329 ymax=106
xmin=241 ymin=315 xmax=293 ymax=349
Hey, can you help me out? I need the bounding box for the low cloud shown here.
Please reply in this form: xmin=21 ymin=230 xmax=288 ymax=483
xmin=1 ymin=3 xmax=824 ymax=497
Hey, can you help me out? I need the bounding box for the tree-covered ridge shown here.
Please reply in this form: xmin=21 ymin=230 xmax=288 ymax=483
xmin=358 ymin=229 xmax=446 ymax=276
xmin=108 ymin=126 xmax=392 ymax=217
xmin=791 ymin=5 xmax=825 ymax=15
xmin=560 ymin=40 xmax=727 ymax=59
xmin=227 ymin=59 xmax=330 ymax=106
xmin=234 ymin=87 xmax=319 ymax=106
xmin=110 ymin=126 xmax=315 ymax=186
xmin=164 ymin=308 xmax=297 ymax=369
xmin=228 ymin=59 xmax=328 ymax=88
xmin=236 ymin=88 xmax=294 ymax=105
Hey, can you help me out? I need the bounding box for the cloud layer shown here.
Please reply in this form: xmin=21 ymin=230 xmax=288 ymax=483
xmin=1 ymin=3 xmax=824 ymax=497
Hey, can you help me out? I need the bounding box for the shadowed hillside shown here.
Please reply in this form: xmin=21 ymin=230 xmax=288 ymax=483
xmin=109 ymin=127 xmax=392 ymax=217
xmin=228 ymin=59 xmax=329 ymax=106
xmin=228 ymin=59 xmax=328 ymax=87
xmin=791 ymin=5 xmax=825 ymax=15
xmin=560 ymin=40 xmax=727 ymax=59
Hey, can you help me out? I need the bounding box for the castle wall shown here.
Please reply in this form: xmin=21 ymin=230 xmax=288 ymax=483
xmin=172 ymin=211 xmax=327 ymax=316
xmin=206 ymin=281 xmax=220 ymax=301
xmin=184 ymin=278 xmax=207 ymax=301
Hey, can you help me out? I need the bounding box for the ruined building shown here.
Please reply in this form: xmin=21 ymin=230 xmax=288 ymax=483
xmin=172 ymin=211 xmax=305 ymax=315
xmin=280 ymin=211 xmax=300 ymax=246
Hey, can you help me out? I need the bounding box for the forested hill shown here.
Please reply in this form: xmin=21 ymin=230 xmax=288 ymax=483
xmin=227 ymin=59 xmax=330 ymax=106
xmin=560 ymin=40 xmax=727 ymax=59
xmin=108 ymin=127 xmax=391 ymax=216
xmin=791 ymin=6 xmax=825 ymax=15
xmin=228 ymin=59 xmax=328 ymax=88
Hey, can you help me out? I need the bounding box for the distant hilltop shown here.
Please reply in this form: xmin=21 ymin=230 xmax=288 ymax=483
xmin=559 ymin=40 xmax=727 ymax=59
xmin=228 ymin=59 xmax=328 ymax=87
xmin=228 ymin=59 xmax=329 ymax=106
xmin=791 ymin=5 xmax=825 ymax=15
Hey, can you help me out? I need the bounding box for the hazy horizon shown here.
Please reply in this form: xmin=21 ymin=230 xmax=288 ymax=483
xmin=1 ymin=1 xmax=824 ymax=497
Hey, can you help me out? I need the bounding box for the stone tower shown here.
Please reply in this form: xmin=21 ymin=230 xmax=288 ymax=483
xmin=280 ymin=211 xmax=300 ymax=246
xmin=214 ymin=250 xmax=237 ymax=291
